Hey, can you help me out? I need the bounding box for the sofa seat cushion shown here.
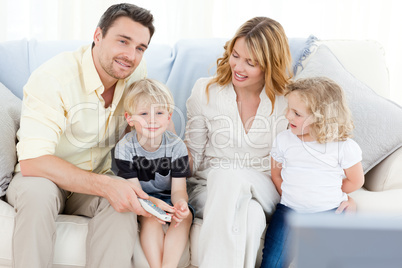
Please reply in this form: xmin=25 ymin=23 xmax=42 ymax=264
xmin=0 ymin=200 xmax=191 ymax=268
xmin=295 ymin=44 xmax=402 ymax=175
xmin=54 ymin=215 xmax=89 ymax=267
xmin=0 ymin=200 xmax=89 ymax=267
xmin=0 ymin=201 xmax=14 ymax=265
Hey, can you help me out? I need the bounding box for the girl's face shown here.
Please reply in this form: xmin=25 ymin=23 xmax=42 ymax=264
xmin=286 ymin=92 xmax=315 ymax=141
xmin=125 ymin=100 xmax=171 ymax=147
xmin=229 ymin=37 xmax=265 ymax=93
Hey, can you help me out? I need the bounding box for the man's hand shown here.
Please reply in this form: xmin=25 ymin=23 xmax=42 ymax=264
xmin=103 ymin=178 xmax=150 ymax=216
xmin=148 ymin=196 xmax=175 ymax=224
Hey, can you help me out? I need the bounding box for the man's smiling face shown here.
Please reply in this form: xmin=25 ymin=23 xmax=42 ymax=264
xmin=93 ymin=16 xmax=150 ymax=84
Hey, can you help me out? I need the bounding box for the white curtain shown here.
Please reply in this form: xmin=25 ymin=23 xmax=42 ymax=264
xmin=1 ymin=0 xmax=401 ymax=104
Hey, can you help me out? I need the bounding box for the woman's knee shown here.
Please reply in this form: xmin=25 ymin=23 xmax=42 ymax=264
xmin=248 ymin=199 xmax=266 ymax=234
xmin=207 ymin=168 xmax=243 ymax=190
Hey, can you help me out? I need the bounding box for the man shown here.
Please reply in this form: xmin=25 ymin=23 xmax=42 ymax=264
xmin=6 ymin=3 xmax=154 ymax=268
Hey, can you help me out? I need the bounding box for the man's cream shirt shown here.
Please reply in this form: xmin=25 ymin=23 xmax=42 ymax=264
xmin=15 ymin=45 xmax=147 ymax=174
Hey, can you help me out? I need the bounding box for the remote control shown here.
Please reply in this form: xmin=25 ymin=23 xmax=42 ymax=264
xmin=138 ymin=198 xmax=172 ymax=222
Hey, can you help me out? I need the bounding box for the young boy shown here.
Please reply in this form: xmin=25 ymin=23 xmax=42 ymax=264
xmin=114 ymin=78 xmax=193 ymax=268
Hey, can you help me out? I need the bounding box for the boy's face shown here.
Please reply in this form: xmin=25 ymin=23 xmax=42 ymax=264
xmin=125 ymin=101 xmax=171 ymax=145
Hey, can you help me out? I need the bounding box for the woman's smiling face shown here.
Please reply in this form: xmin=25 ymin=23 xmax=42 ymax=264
xmin=229 ymin=37 xmax=265 ymax=93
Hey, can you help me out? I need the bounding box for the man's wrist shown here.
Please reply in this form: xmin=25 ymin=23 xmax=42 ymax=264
xmin=93 ymin=173 xmax=112 ymax=198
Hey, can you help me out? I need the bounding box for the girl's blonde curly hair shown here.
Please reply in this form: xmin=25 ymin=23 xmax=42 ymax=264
xmin=286 ymin=77 xmax=354 ymax=143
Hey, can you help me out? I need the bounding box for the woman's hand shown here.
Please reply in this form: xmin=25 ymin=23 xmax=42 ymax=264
xmin=172 ymin=199 xmax=190 ymax=227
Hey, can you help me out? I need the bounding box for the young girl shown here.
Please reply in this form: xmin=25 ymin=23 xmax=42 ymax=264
xmin=114 ymin=78 xmax=193 ymax=268
xmin=261 ymin=76 xmax=365 ymax=268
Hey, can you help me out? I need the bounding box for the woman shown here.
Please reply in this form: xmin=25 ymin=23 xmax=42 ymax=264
xmin=185 ymin=17 xmax=292 ymax=267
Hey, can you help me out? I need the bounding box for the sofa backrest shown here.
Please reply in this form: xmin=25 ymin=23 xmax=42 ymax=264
xmin=0 ymin=37 xmax=309 ymax=135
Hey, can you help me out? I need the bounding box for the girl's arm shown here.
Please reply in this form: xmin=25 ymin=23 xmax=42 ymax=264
xmin=271 ymin=157 xmax=283 ymax=195
xmin=171 ymin=177 xmax=190 ymax=227
xmin=342 ymin=162 xmax=365 ymax=194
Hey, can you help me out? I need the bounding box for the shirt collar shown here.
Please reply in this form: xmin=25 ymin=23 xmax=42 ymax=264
xmin=82 ymin=45 xmax=103 ymax=94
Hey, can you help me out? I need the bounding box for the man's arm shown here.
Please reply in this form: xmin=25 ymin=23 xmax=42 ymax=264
xmin=20 ymin=155 xmax=149 ymax=215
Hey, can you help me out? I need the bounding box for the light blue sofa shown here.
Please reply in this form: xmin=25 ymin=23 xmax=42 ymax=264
xmin=0 ymin=37 xmax=311 ymax=137
xmin=1 ymin=36 xmax=402 ymax=268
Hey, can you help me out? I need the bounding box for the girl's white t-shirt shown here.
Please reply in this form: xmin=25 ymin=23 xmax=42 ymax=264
xmin=271 ymin=129 xmax=362 ymax=213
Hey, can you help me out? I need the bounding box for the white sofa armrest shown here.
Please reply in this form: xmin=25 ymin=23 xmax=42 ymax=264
xmin=350 ymin=148 xmax=402 ymax=216
xmin=350 ymin=187 xmax=402 ymax=215
xmin=363 ymin=147 xmax=402 ymax=192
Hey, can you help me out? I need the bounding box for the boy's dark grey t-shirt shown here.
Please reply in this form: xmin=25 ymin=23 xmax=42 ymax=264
xmin=114 ymin=130 xmax=191 ymax=196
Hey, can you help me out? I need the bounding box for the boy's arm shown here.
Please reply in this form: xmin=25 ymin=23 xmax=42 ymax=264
xmin=171 ymin=177 xmax=190 ymax=226
xmin=171 ymin=177 xmax=188 ymax=205
xmin=342 ymin=162 xmax=365 ymax=194
xmin=271 ymin=157 xmax=283 ymax=196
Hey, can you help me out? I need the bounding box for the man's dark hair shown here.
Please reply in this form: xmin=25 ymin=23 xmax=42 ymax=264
xmin=95 ymin=3 xmax=154 ymax=43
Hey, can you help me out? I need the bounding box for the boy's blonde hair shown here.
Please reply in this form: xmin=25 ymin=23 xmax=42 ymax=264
xmin=286 ymin=77 xmax=354 ymax=143
xmin=124 ymin=78 xmax=174 ymax=115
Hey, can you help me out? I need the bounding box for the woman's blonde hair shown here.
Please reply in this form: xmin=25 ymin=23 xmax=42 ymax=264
xmin=286 ymin=77 xmax=354 ymax=143
xmin=206 ymin=16 xmax=293 ymax=114
xmin=124 ymin=78 xmax=174 ymax=115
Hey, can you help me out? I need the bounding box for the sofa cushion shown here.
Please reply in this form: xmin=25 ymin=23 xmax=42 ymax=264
xmin=292 ymin=35 xmax=318 ymax=75
xmin=296 ymin=44 xmax=402 ymax=174
xmin=0 ymin=83 xmax=21 ymax=198
xmin=0 ymin=40 xmax=30 ymax=99
xmin=0 ymin=201 xmax=14 ymax=264
xmin=315 ymin=40 xmax=390 ymax=99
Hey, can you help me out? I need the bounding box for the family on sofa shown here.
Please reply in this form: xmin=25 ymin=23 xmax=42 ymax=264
xmin=3 ymin=3 xmax=367 ymax=268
